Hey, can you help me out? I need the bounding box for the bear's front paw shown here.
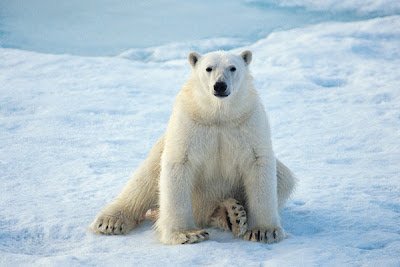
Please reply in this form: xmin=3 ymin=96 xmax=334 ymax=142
xmin=163 ymin=229 xmax=209 ymax=245
xmin=90 ymin=212 xmax=138 ymax=235
xmin=243 ymin=227 xmax=285 ymax=244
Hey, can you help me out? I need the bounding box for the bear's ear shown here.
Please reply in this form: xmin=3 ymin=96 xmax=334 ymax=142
xmin=240 ymin=50 xmax=252 ymax=65
xmin=188 ymin=52 xmax=201 ymax=67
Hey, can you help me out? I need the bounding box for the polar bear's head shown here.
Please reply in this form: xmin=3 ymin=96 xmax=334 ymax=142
xmin=188 ymin=50 xmax=252 ymax=99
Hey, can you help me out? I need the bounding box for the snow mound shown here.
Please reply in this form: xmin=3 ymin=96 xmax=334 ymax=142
xmin=118 ymin=38 xmax=249 ymax=62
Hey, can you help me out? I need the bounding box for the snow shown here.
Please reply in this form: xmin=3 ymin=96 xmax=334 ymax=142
xmin=1 ymin=3 xmax=400 ymax=266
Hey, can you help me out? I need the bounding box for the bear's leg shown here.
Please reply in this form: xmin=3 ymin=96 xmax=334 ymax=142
xmin=155 ymin=158 xmax=210 ymax=244
xmin=242 ymin=159 xmax=295 ymax=243
xmin=90 ymin=136 xmax=164 ymax=235
xmin=209 ymin=198 xmax=248 ymax=237
xmin=242 ymin=156 xmax=286 ymax=244
xmin=276 ymin=158 xmax=297 ymax=210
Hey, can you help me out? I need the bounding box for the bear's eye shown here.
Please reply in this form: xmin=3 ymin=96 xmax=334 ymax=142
xmin=206 ymin=67 xmax=212 ymax=72
xmin=230 ymin=67 xmax=236 ymax=72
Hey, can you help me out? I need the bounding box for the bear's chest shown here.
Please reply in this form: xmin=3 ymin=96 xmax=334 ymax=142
xmin=190 ymin=125 xmax=254 ymax=180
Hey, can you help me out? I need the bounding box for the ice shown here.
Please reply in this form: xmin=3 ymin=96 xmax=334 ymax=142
xmin=1 ymin=5 xmax=400 ymax=267
xmin=247 ymin=0 xmax=400 ymax=16
xmin=0 ymin=0 xmax=376 ymax=57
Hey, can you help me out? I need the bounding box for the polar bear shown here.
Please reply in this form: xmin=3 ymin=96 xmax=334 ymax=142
xmin=90 ymin=50 xmax=296 ymax=245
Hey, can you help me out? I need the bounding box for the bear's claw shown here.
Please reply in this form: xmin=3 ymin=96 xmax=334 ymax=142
xmin=90 ymin=212 xmax=138 ymax=235
xmin=243 ymin=227 xmax=285 ymax=244
xmin=175 ymin=230 xmax=209 ymax=244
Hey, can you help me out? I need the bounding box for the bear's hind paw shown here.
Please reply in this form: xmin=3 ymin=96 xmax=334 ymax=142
xmin=225 ymin=199 xmax=248 ymax=237
xmin=210 ymin=198 xmax=248 ymax=237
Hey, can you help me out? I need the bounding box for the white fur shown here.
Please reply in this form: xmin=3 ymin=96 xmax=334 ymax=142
xmin=90 ymin=50 xmax=296 ymax=245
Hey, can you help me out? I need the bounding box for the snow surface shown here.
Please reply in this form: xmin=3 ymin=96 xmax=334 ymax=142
xmin=1 ymin=5 xmax=400 ymax=267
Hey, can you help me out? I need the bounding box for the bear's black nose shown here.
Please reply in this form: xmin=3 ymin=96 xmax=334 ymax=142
xmin=214 ymin=82 xmax=227 ymax=93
